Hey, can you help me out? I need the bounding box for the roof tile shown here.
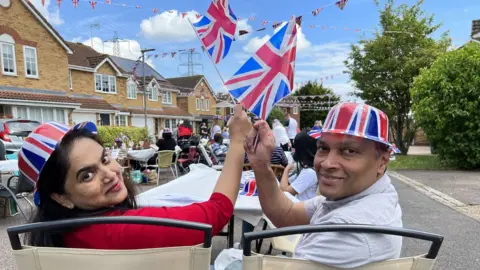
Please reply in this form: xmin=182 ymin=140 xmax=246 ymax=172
xmin=71 ymin=97 xmax=116 ymax=111
xmin=0 ymin=90 xmax=76 ymax=104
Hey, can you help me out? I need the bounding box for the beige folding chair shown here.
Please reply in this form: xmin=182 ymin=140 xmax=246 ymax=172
xmin=242 ymin=225 xmax=443 ymax=270
xmin=8 ymin=216 xmax=213 ymax=270
xmin=197 ymin=144 xmax=223 ymax=171
xmin=262 ymin=215 xmax=301 ymax=255
xmin=151 ymin=150 xmax=176 ymax=185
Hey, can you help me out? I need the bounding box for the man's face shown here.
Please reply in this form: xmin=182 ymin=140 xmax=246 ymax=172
xmin=314 ymin=133 xmax=390 ymax=200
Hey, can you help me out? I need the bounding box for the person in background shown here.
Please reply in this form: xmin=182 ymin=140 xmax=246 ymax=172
xmin=212 ymin=133 xmax=228 ymax=157
xmin=211 ymin=120 xmax=222 ymax=140
xmin=280 ymin=132 xmax=318 ymax=201
xmin=178 ymin=120 xmax=193 ymax=140
xmin=245 ymin=102 xmax=402 ymax=268
xmin=20 ymin=104 xmax=252 ymax=249
xmin=156 ymin=128 xmax=177 ymax=162
xmin=284 ymin=112 xmax=298 ymax=148
xmin=172 ymin=123 xmax=179 ymax=140
xmin=311 ymin=120 xmax=323 ymax=131
xmin=200 ymin=122 xmax=209 ymax=139
xmin=222 ymin=127 xmax=230 ymax=139
xmin=272 ymin=119 xmax=291 ymax=151
xmin=244 ymin=146 xmax=288 ymax=168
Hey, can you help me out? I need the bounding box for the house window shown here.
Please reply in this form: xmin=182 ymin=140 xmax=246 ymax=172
xmin=229 ymin=107 xmax=234 ymax=114
xmin=206 ymin=99 xmax=210 ymax=111
xmin=293 ymin=106 xmax=298 ymax=114
xmin=148 ymin=86 xmax=158 ymax=101
xmin=201 ymin=96 xmax=205 ymax=111
xmin=95 ymin=74 xmax=116 ymax=93
xmin=115 ymin=115 xmax=127 ymax=126
xmin=14 ymin=106 xmax=66 ymax=124
xmin=164 ymin=119 xmax=177 ymax=130
xmin=99 ymin=113 xmax=111 ymax=126
xmin=1 ymin=42 xmax=16 ymax=75
xmin=162 ymin=91 xmax=172 ymax=104
xmin=23 ymin=46 xmax=38 ymax=78
xmin=196 ymin=98 xmax=201 ymax=110
xmin=127 ymin=80 xmax=137 ymax=99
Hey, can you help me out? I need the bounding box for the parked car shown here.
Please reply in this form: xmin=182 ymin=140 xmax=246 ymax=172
xmin=0 ymin=119 xmax=40 ymax=160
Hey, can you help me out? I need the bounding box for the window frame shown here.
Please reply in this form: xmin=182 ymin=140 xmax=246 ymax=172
xmin=1 ymin=42 xmax=17 ymax=76
xmin=196 ymin=98 xmax=201 ymax=110
xmin=13 ymin=106 xmax=67 ymax=124
xmin=115 ymin=115 xmax=128 ymax=126
xmin=293 ymin=106 xmax=299 ymax=114
xmin=201 ymin=96 xmax=205 ymax=111
xmin=127 ymin=80 xmax=137 ymax=99
xmin=23 ymin=46 xmax=38 ymax=78
xmin=162 ymin=91 xmax=172 ymax=104
xmin=206 ymin=99 xmax=210 ymax=111
xmin=148 ymin=86 xmax=158 ymax=101
xmin=69 ymin=70 xmax=73 ymax=89
xmin=94 ymin=74 xmax=117 ymax=94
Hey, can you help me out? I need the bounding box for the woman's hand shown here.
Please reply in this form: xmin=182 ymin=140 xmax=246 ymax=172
xmin=227 ymin=104 xmax=252 ymax=145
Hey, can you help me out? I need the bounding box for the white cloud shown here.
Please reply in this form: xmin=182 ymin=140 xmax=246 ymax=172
xmin=82 ymin=37 xmax=155 ymax=67
xmin=71 ymin=36 xmax=83 ymax=43
xmin=30 ymin=0 xmax=64 ymax=26
xmin=243 ymin=35 xmax=271 ymax=53
xmin=322 ymin=83 xmax=359 ymax=101
xmin=140 ymin=10 xmax=200 ymax=43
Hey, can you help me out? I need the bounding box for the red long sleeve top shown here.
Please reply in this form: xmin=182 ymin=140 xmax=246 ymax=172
xmin=64 ymin=193 xmax=233 ymax=249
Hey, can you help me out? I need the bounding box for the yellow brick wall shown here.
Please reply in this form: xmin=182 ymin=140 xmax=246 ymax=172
xmin=0 ymin=0 xmax=69 ymax=91
xmin=185 ymin=82 xmax=217 ymax=115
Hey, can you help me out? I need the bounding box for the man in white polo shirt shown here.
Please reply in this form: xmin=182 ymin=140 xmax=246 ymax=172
xmin=284 ymin=112 xmax=298 ymax=147
xmin=245 ymin=102 xmax=403 ymax=269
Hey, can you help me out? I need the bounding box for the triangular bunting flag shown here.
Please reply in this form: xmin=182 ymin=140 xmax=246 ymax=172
xmin=335 ymin=0 xmax=348 ymax=10
xmin=89 ymin=1 xmax=96 ymax=10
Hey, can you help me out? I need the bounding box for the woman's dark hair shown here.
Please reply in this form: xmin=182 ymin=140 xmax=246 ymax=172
xmin=162 ymin=131 xmax=172 ymax=140
xmin=183 ymin=120 xmax=192 ymax=129
xmin=292 ymin=132 xmax=316 ymax=169
xmin=214 ymin=133 xmax=224 ymax=144
xmin=26 ymin=129 xmax=137 ymax=247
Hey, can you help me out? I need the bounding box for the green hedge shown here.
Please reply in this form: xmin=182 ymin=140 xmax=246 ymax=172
xmin=97 ymin=126 xmax=148 ymax=147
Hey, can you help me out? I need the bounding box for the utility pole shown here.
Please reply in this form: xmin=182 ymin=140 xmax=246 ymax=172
xmin=178 ymin=49 xmax=203 ymax=76
xmin=87 ymin=23 xmax=100 ymax=48
xmin=141 ymin=48 xmax=155 ymax=130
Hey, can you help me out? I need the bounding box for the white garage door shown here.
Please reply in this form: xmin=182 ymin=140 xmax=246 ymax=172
xmin=131 ymin=116 xmax=154 ymax=136
xmin=72 ymin=112 xmax=96 ymax=125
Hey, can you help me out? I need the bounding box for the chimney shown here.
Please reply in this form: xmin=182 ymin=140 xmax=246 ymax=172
xmin=471 ymin=20 xmax=480 ymax=40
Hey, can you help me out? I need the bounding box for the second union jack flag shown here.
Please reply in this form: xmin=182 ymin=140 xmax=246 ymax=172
xmin=193 ymin=0 xmax=237 ymax=64
xmin=225 ymin=18 xmax=298 ymax=119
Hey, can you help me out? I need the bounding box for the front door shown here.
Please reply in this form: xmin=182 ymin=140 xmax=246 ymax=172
xmin=99 ymin=113 xmax=111 ymax=126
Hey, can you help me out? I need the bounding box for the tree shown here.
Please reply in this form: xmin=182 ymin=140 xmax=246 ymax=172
xmin=293 ymin=81 xmax=340 ymax=129
xmin=411 ymin=43 xmax=480 ymax=169
xmin=266 ymin=107 xmax=285 ymax=127
xmin=344 ymin=0 xmax=450 ymax=154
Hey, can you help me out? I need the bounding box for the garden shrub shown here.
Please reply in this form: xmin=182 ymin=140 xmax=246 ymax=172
xmin=97 ymin=126 xmax=148 ymax=147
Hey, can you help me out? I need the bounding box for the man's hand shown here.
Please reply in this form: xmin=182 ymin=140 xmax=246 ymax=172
xmin=244 ymin=120 xmax=275 ymax=169
xmin=227 ymin=104 xmax=252 ymax=145
xmin=285 ymin=163 xmax=295 ymax=172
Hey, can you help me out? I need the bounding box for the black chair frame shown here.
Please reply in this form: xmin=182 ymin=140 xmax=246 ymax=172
xmin=243 ymin=224 xmax=443 ymax=259
xmin=8 ymin=216 xmax=213 ymax=250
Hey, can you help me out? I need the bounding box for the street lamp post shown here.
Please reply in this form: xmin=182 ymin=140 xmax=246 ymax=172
xmin=140 ymin=48 xmax=155 ymax=131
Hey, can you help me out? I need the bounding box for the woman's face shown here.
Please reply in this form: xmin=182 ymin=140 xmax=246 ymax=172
xmin=53 ymin=137 xmax=128 ymax=210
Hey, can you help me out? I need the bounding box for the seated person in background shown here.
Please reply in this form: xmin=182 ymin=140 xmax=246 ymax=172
xmin=114 ymin=138 xmax=128 ymax=161
xmin=178 ymin=120 xmax=193 ymax=140
xmin=245 ymin=103 xmax=402 ymax=269
xmin=156 ymin=128 xmax=177 ymax=162
xmin=19 ymin=104 xmax=252 ymax=249
xmin=212 ymin=133 xmax=228 ymax=157
xmin=280 ymin=132 xmax=318 ymax=201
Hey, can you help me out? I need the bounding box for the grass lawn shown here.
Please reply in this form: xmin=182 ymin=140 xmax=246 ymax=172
xmin=388 ymin=155 xmax=452 ymax=170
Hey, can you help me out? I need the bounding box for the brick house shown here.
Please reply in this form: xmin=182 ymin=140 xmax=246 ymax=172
xmin=167 ymin=75 xmax=218 ymax=132
xmin=275 ymin=96 xmax=301 ymax=128
xmin=0 ymin=0 xmax=79 ymax=124
xmin=67 ymin=42 xmax=190 ymax=136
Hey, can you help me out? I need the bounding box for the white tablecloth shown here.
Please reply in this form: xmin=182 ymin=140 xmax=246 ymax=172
xmin=0 ymin=160 xmax=18 ymax=172
xmin=137 ymin=166 xmax=265 ymax=226
xmin=127 ymin=149 xmax=157 ymax=162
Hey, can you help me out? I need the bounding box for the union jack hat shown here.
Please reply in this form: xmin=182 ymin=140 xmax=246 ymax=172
xmin=240 ymin=179 xmax=258 ymax=196
xmin=18 ymin=121 xmax=97 ymax=206
xmin=322 ymin=103 xmax=400 ymax=153
xmin=308 ymin=130 xmax=322 ymax=139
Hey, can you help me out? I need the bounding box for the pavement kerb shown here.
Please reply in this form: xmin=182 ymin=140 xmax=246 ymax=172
xmin=388 ymin=171 xmax=480 ymax=222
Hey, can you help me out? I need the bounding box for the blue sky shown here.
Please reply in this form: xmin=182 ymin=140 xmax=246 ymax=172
xmin=31 ymin=0 xmax=480 ymax=99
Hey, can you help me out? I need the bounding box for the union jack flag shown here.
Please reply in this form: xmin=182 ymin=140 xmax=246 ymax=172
xmin=192 ymin=0 xmax=237 ymax=64
xmin=225 ymin=19 xmax=298 ymax=119
xmin=308 ymin=130 xmax=322 ymax=139
xmin=240 ymin=179 xmax=258 ymax=196
xmin=336 ymin=0 xmax=349 ymax=10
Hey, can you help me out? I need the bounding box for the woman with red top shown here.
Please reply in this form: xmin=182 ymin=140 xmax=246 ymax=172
xmin=18 ymin=104 xmax=251 ymax=249
xmin=177 ymin=120 xmax=193 ymax=140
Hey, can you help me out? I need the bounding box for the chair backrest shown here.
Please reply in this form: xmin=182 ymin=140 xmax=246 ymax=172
xmin=242 ymin=225 xmax=443 ymax=270
xmin=157 ymin=150 xmax=175 ymax=168
xmin=8 ymin=216 xmax=213 ymax=270
xmin=188 ymin=146 xmax=197 ymax=161
xmin=197 ymin=144 xmax=213 ymax=167
xmin=207 ymin=145 xmax=221 ymax=164
xmin=15 ymin=173 xmax=34 ymax=193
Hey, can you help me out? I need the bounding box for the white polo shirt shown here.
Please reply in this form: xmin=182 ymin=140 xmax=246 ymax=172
xmin=293 ymin=173 xmax=403 ymax=268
